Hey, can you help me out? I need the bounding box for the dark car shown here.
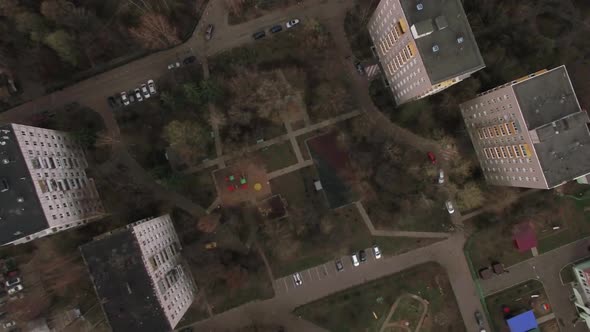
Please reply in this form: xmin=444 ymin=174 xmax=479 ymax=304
xmin=475 ymin=311 xmax=485 ymax=327
xmin=355 ymin=61 xmax=365 ymax=75
xmin=252 ymin=31 xmax=266 ymax=40
xmin=205 ymin=24 xmax=214 ymax=41
xmin=183 ymin=56 xmax=196 ymax=65
xmin=107 ymin=96 xmax=117 ymax=109
xmin=359 ymin=250 xmax=367 ymax=262
xmin=335 ymin=260 xmax=344 ymax=272
xmin=270 ymin=25 xmax=283 ymax=33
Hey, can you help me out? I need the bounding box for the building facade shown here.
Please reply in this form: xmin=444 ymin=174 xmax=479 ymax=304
xmin=571 ymin=260 xmax=590 ymax=329
xmin=460 ymin=66 xmax=590 ymax=189
xmin=0 ymin=123 xmax=104 ymax=245
xmin=368 ymin=0 xmax=485 ymax=105
xmin=81 ymin=214 xmax=196 ymax=332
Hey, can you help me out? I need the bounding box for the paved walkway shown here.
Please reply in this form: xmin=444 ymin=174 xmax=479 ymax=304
xmin=480 ymin=237 xmax=590 ymax=332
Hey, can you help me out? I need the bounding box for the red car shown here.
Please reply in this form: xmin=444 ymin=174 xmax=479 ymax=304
xmin=427 ymin=152 xmax=437 ymax=164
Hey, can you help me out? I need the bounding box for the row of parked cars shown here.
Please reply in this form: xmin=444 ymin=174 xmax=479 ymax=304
xmin=252 ymin=19 xmax=300 ymax=40
xmin=292 ymin=245 xmax=382 ymax=286
xmin=1 ymin=268 xmax=22 ymax=330
xmin=108 ymin=80 xmax=157 ymax=109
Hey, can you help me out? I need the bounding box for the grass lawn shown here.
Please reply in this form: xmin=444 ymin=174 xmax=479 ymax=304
xmin=262 ymin=166 xmax=442 ymax=277
xmin=159 ymin=167 xmax=217 ymax=208
xmin=390 ymin=296 xmax=425 ymax=329
xmin=255 ymin=141 xmax=297 ymax=172
xmin=294 ymin=263 xmax=465 ymax=332
xmin=467 ymin=185 xmax=590 ymax=270
xmin=485 ymin=280 xmax=551 ymax=332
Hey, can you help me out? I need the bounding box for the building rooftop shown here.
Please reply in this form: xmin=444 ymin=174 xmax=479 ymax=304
xmin=401 ymin=0 xmax=485 ymax=84
xmin=506 ymin=310 xmax=538 ymax=332
xmin=515 ymin=66 xmax=581 ymax=130
xmin=0 ymin=124 xmax=48 ymax=245
xmin=80 ymin=229 xmax=169 ymax=332
xmin=515 ymin=66 xmax=590 ymax=187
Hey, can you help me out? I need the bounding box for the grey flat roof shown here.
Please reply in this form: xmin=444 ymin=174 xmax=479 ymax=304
xmin=534 ymin=111 xmax=590 ymax=188
xmin=514 ymin=66 xmax=581 ymax=130
xmin=0 ymin=124 xmax=48 ymax=245
xmin=401 ymin=0 xmax=485 ymax=84
xmin=80 ymin=229 xmax=170 ymax=332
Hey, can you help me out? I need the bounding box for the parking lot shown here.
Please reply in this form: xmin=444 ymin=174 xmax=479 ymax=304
xmin=274 ymin=247 xmax=381 ymax=295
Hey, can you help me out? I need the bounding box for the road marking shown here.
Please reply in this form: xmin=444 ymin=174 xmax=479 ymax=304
xmin=283 ymin=278 xmax=289 ymax=293
xmin=307 ymin=269 xmax=312 ymax=281
xmin=315 ymin=267 xmax=321 ymax=280
xmin=323 ymin=264 xmax=329 ymax=276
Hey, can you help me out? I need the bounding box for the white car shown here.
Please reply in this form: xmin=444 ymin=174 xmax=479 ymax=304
xmin=445 ymin=200 xmax=455 ymax=214
xmin=286 ymin=19 xmax=300 ymax=29
xmin=167 ymin=62 xmax=180 ymax=69
xmin=292 ymin=272 xmax=302 ymax=286
xmin=134 ymin=88 xmax=143 ymax=102
xmin=140 ymin=84 xmax=150 ymax=99
xmin=438 ymin=169 xmax=445 ymax=184
xmin=120 ymin=92 xmax=129 ymax=106
xmin=351 ymin=253 xmax=360 ymax=267
xmin=3 ymin=321 xmax=15 ymax=328
xmin=7 ymin=284 xmax=23 ymax=295
xmin=372 ymin=245 xmax=382 ymax=259
xmin=147 ymin=80 xmax=156 ymax=95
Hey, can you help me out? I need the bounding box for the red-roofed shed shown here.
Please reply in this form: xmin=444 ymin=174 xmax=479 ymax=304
xmin=513 ymin=222 xmax=537 ymax=252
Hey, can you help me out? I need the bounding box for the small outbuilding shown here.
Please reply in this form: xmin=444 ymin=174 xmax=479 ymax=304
xmin=506 ymin=310 xmax=538 ymax=332
xmin=513 ymin=221 xmax=538 ymax=252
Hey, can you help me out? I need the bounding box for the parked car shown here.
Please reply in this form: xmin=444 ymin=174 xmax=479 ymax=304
xmin=351 ymin=253 xmax=360 ymax=267
xmin=359 ymin=249 xmax=367 ymax=263
xmin=167 ymin=62 xmax=180 ymax=69
xmin=1 ymin=178 xmax=8 ymax=192
xmin=372 ymin=245 xmax=382 ymax=259
xmin=120 ymin=92 xmax=130 ymax=106
xmin=128 ymin=93 xmax=136 ymax=103
xmin=140 ymin=84 xmax=150 ymax=99
xmin=134 ymin=88 xmax=143 ymax=102
xmin=438 ymin=169 xmax=445 ymax=184
xmin=147 ymin=80 xmax=157 ymax=95
xmin=445 ymin=200 xmax=455 ymax=214
xmin=2 ymin=321 xmax=15 ymax=328
xmin=292 ymin=272 xmax=302 ymax=286
xmin=7 ymin=285 xmax=22 ymax=295
xmin=205 ymin=24 xmax=214 ymax=41
xmin=286 ymin=19 xmax=300 ymax=28
xmin=427 ymin=151 xmax=437 ymax=164
xmin=4 ymin=278 xmax=20 ymax=287
xmin=107 ymin=96 xmax=117 ymax=109
xmin=335 ymin=260 xmax=344 ymax=272
xmin=475 ymin=311 xmax=485 ymax=330
xmin=355 ymin=61 xmax=364 ymax=75
xmin=270 ymin=25 xmax=283 ymax=33
xmin=252 ymin=31 xmax=266 ymax=40
xmin=183 ymin=56 xmax=196 ymax=65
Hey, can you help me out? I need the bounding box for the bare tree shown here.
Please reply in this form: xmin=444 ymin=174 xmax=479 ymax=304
xmin=224 ymin=0 xmax=247 ymax=16
xmin=129 ymin=12 xmax=180 ymax=49
xmin=198 ymin=213 xmax=221 ymax=233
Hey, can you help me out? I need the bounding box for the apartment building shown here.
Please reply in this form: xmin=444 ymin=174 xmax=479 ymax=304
xmin=0 ymin=123 xmax=104 ymax=245
xmin=571 ymin=260 xmax=590 ymax=329
xmin=368 ymin=0 xmax=485 ymax=105
xmin=81 ymin=214 xmax=196 ymax=332
xmin=460 ymin=66 xmax=590 ymax=189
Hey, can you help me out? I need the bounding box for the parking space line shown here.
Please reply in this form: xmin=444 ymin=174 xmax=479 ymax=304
xmin=307 ymin=269 xmax=312 ymax=281
xmin=323 ymin=263 xmax=329 ymax=276
xmin=283 ymin=278 xmax=289 ymax=293
xmin=315 ymin=267 xmax=321 ymax=280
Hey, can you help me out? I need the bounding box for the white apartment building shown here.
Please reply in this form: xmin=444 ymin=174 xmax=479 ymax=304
xmin=81 ymin=214 xmax=196 ymax=332
xmin=368 ymin=0 xmax=485 ymax=105
xmin=0 ymin=123 xmax=104 ymax=245
xmin=460 ymin=66 xmax=590 ymax=189
xmin=571 ymin=260 xmax=590 ymax=329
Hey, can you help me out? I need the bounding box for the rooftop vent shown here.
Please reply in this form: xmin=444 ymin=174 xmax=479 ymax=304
xmin=16 ymin=197 xmax=24 ymax=203
xmin=416 ymin=3 xmax=424 ymax=10
xmin=432 ymin=44 xmax=440 ymax=53
xmin=2 ymin=158 xmax=8 ymax=165
xmin=434 ymin=16 xmax=448 ymax=30
xmin=0 ymin=141 xmax=6 ymax=146
xmin=457 ymin=36 xmax=465 ymax=44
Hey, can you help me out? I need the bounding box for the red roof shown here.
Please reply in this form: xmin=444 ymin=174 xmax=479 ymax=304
xmin=513 ymin=222 xmax=537 ymax=252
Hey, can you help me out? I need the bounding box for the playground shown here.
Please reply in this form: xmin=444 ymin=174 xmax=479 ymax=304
xmin=212 ymin=160 xmax=271 ymax=206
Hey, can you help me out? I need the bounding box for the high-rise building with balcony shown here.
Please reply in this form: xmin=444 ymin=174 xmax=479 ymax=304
xmin=571 ymin=260 xmax=590 ymax=329
xmin=368 ymin=0 xmax=485 ymax=105
xmin=0 ymin=123 xmax=104 ymax=245
xmin=80 ymin=214 xmax=196 ymax=332
xmin=460 ymin=66 xmax=590 ymax=189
